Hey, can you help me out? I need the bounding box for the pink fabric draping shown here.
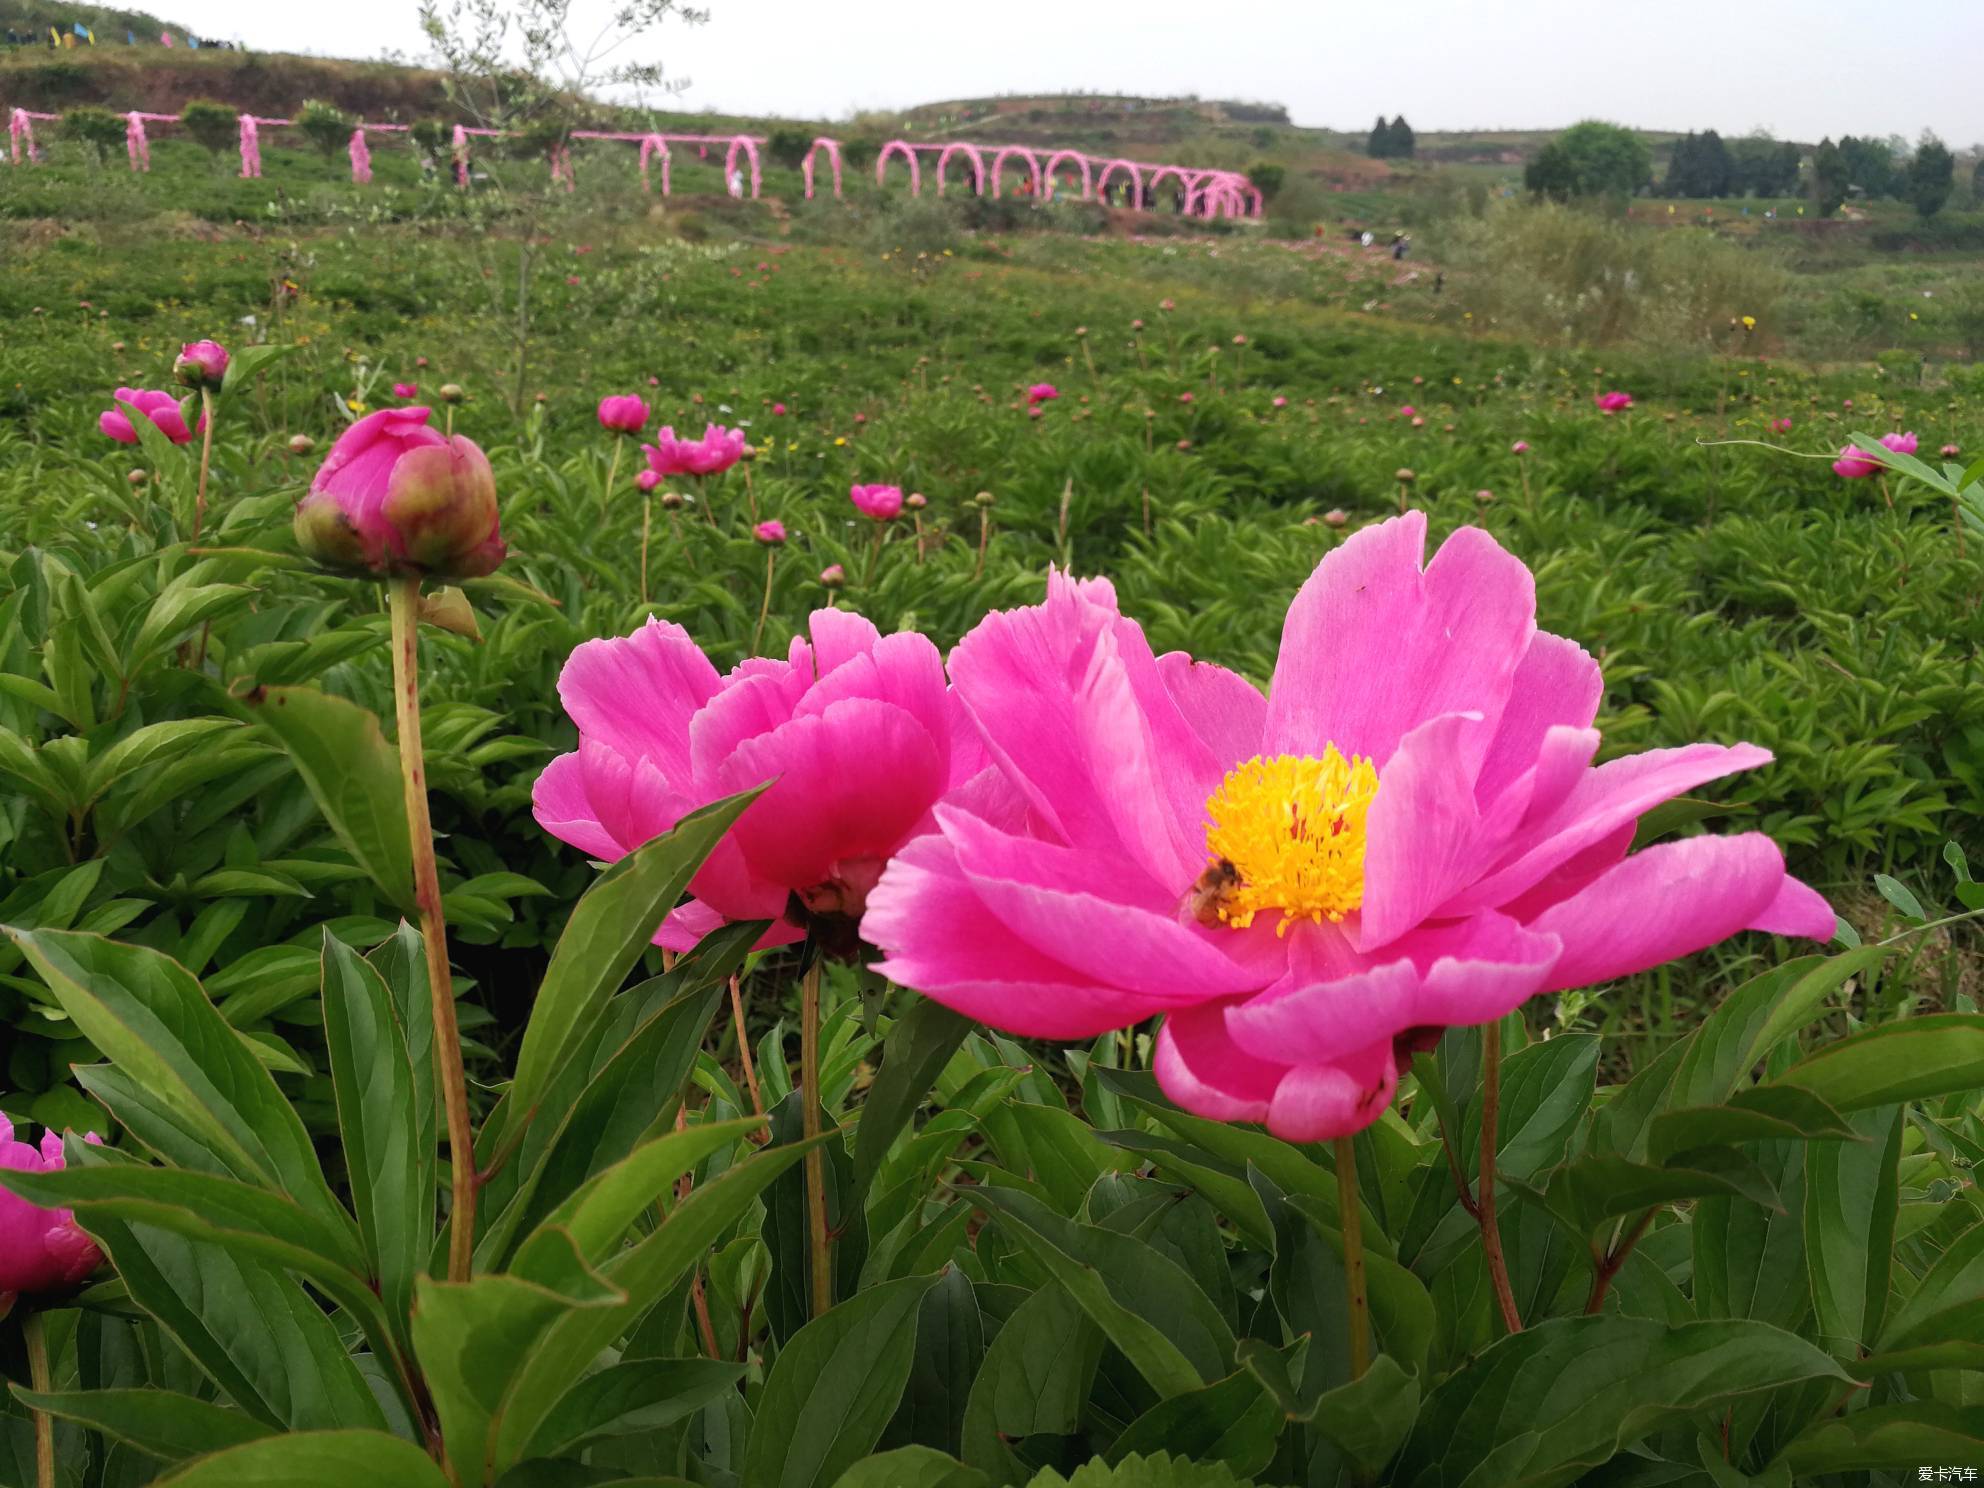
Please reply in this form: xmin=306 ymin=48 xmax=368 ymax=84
xmin=876 ymin=139 xmax=921 ymax=195
xmin=9 ymin=108 xmax=55 ymax=165
xmin=801 ymin=137 xmax=842 ymax=199
xmin=724 ymin=135 xmax=761 ymax=197
xmin=550 ymin=143 xmax=575 ymax=190
xmin=349 ymin=128 xmax=372 ymax=184
xmin=452 ymin=123 xmax=469 ymax=188
xmin=637 ymin=135 xmax=670 ymax=194
xmin=125 ymin=112 xmax=150 ymax=171
xmin=936 ymin=142 xmax=984 ymax=197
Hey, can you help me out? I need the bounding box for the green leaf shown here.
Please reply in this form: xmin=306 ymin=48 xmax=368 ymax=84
xmin=833 ymin=1448 xmax=989 ymax=1488
xmin=1023 ymin=1454 xmax=1256 ymax=1488
xmin=490 ymin=1135 xmax=816 ymax=1468
xmin=413 ymin=1230 xmax=624 ymax=1485
xmin=960 ymin=1284 xmax=1104 ymax=1485
xmin=743 ymin=1273 xmax=942 ymax=1488
xmin=129 ymin=580 xmax=253 ymax=671
xmin=973 ymin=1187 xmax=1234 ymax=1396
xmin=82 ymin=719 xmax=240 ymax=810
xmin=79 ymin=1213 xmax=390 ymax=1432
xmin=220 ymin=343 xmax=302 ymax=397
xmin=1390 ymin=1317 xmax=1852 ymax=1488
xmin=1803 ymin=1106 xmax=1902 ymax=1352
xmin=237 ymin=685 xmax=415 ymax=912
xmin=2 ymin=928 xmax=346 ymax=1227
xmin=1284 ymin=1196 xmax=1435 ymax=1378
xmin=1646 ymin=1086 xmax=1858 ymax=1164
xmin=522 ymin=1356 xmax=745 ymax=1458
xmin=1515 ymin=1149 xmax=1782 ymax=1240
xmin=1304 ymin=1352 xmax=1420 ymax=1476
xmin=853 ymin=994 xmax=974 ymax=1197
xmin=489 ymin=790 xmax=760 ymax=1161
xmin=1103 ymin=1366 xmax=1282 ymax=1478
xmin=320 ymin=930 xmax=429 ymax=1349
xmin=1877 ymin=1215 xmax=1984 ymax=1352
xmin=1692 ymin=1141 xmax=1809 ymax=1331
xmin=1772 ymin=1013 xmax=1984 ymax=1111
xmin=1780 ymin=1402 xmax=1984 ymax=1474
xmin=152 ymin=1429 xmax=451 ymax=1487
xmin=9 ymin=1387 xmax=274 ymax=1462
xmin=885 ymin=1263 xmax=983 ymax=1459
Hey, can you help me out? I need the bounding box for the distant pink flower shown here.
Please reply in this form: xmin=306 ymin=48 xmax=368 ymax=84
xmin=854 ymin=413 xmax=868 ymax=425
xmin=0 ymin=1118 xmax=104 ymax=1297
xmin=99 ymin=387 xmax=202 ymax=446
xmin=1770 ymin=417 xmax=1794 ymax=434
xmin=636 ymin=469 xmax=662 ymax=492
xmin=754 ymin=519 xmax=786 ymax=544
xmin=1881 ymin=431 xmax=1918 ymax=456
xmin=851 ymin=483 xmax=904 ymax=521
xmin=643 ymin=424 xmax=746 ymax=479
xmin=1027 ymin=383 xmax=1059 ymax=406
xmin=1178 ymin=392 xmax=1195 ymax=404
xmin=865 ymin=512 xmax=1832 ymax=1141
xmin=1594 ymin=391 xmax=1634 ymax=413
xmin=773 ymin=402 xmax=788 ymax=415
xmin=1272 ymin=396 xmax=1288 ymax=408
xmin=1942 ymin=444 xmax=1962 ymax=458
xmin=566 ymin=275 xmax=580 ymax=286
xmin=393 ymin=382 xmax=419 ymax=400
xmin=820 ymin=563 xmax=845 ymax=587
xmin=533 ymin=610 xmax=981 ymax=954
xmin=597 ymin=394 xmax=650 ymax=434
xmin=1834 ymin=431 xmax=1916 ymax=478
xmin=1511 ymin=440 xmax=1530 ymax=454
xmin=1398 ymin=404 xmax=1417 ymax=418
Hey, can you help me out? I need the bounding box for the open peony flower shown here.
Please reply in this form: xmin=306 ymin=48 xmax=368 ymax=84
xmin=533 ymin=611 xmax=984 ymax=957
xmin=850 ymin=483 xmax=904 ymax=521
xmin=1594 ymin=391 xmax=1634 ymax=413
xmin=598 ymin=394 xmax=650 ymax=433
xmin=292 ymin=407 xmax=505 ymax=579
xmin=99 ymin=387 xmax=202 ymax=446
xmin=643 ymin=423 xmax=746 ymax=479
xmin=1027 ymin=383 xmax=1059 ymax=406
xmin=0 ymin=1118 xmax=104 ymax=1298
xmin=1833 ymin=432 xmax=1915 ymax=479
xmin=864 ymin=512 xmax=1833 ymax=1141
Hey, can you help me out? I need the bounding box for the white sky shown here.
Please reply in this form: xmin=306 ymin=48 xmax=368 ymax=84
xmin=164 ymin=0 xmax=1982 ymax=145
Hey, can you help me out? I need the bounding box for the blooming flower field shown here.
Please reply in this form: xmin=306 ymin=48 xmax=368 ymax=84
xmin=1 ymin=194 xmax=1982 ymax=1488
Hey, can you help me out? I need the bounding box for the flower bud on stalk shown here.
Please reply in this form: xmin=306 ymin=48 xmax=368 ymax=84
xmin=173 ymin=338 xmax=229 ymax=391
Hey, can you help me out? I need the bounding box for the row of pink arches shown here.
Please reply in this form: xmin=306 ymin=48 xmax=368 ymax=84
xmin=6 ymin=106 xmax=1257 ymax=216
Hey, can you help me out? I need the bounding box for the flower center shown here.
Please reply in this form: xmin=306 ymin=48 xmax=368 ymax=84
xmin=1194 ymin=749 xmax=1379 ymax=935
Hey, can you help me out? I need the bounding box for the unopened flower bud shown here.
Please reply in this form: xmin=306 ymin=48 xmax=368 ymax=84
xmin=438 ymin=383 xmax=465 ymax=404
xmin=288 ymin=434 xmax=316 ymax=456
xmin=173 ymin=339 xmax=230 ymax=391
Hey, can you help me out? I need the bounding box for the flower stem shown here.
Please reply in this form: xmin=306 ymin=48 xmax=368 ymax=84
xmin=25 ymin=1310 xmax=52 ymax=1488
xmin=1477 ymin=1019 xmax=1523 ymax=1335
xmin=752 ymin=548 xmax=776 ymax=654
xmin=800 ymin=959 xmax=830 ymax=1318
xmin=388 ymin=575 xmax=477 ymax=1284
xmin=192 ymin=388 xmax=215 ymax=541
xmin=730 ymin=974 xmax=764 ymax=1116
xmin=1334 ymin=1134 xmax=1370 ymax=1380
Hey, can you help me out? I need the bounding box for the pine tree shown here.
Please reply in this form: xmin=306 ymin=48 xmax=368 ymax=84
xmin=1811 ymin=137 xmax=1847 ymax=217
xmin=1367 ymin=115 xmax=1391 ymax=158
xmin=1909 ymin=133 xmax=1955 ymax=218
xmin=1389 ymin=115 xmax=1416 ymax=159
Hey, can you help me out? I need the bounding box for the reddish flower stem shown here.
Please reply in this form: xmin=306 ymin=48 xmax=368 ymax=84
xmin=1585 ymin=1207 xmax=1657 ymax=1315
xmin=800 ymin=960 xmax=831 ymax=1318
xmin=26 ymin=1310 xmax=52 ymax=1488
xmin=390 ymin=576 xmax=477 ymax=1284
xmin=1477 ymin=1020 xmax=1523 ymax=1335
xmin=1334 ymin=1134 xmax=1370 ymax=1380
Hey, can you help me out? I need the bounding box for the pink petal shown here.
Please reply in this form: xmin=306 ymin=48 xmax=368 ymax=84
xmin=1263 ymin=1039 xmax=1402 ymax=1141
xmin=719 ymin=698 xmax=945 ymax=890
xmin=1226 ymin=912 xmax=1561 ymax=1067
xmin=1158 ymin=652 xmax=1268 ymax=773
xmin=1266 ymin=513 xmax=1535 ymax=774
xmin=937 ymin=806 xmax=1263 ymax=1002
xmin=1527 ymin=833 xmax=1817 ymax=993
xmin=557 ymin=618 xmax=720 ymax=785
xmin=1751 ymin=875 xmax=1837 ymax=939
xmin=688 ymin=660 xmax=813 ymax=790
xmin=806 ymin=607 xmax=881 ymax=676
xmin=531 ymin=742 xmax=687 ymax=864
xmin=99 ymin=410 xmax=137 ymax=444
xmin=797 ymin=630 xmax=951 ymax=763
xmin=865 ymin=834 xmax=1180 ymax=1037
xmin=1359 ymin=712 xmax=1487 ymax=950
xmin=1442 ymin=742 xmax=1774 ymax=916
xmin=1475 ymin=632 xmax=1603 ymax=806
xmin=657 ymin=897 xmax=803 ymax=953
xmin=1157 ymin=1004 xmax=1403 ymax=1141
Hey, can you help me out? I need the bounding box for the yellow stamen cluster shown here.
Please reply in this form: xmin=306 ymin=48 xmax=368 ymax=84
xmin=1201 ymin=749 xmax=1379 ymax=935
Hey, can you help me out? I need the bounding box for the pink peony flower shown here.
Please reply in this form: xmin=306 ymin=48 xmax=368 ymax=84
xmin=1399 ymin=405 xmax=1417 ymax=418
xmin=636 ymin=469 xmax=662 ymax=493
xmin=1943 ymin=444 xmax=1962 ymax=458
xmin=1881 ymin=431 xmax=1918 ymax=456
xmin=773 ymin=402 xmax=788 ymax=416
xmin=598 ymin=395 xmax=650 ymax=434
xmin=1511 ymin=441 xmax=1530 ymax=454
xmin=850 ymin=483 xmax=904 ymax=521
xmin=173 ymin=339 xmax=229 ymax=390
xmin=99 ymin=387 xmax=202 ymax=446
xmin=1179 ymin=392 xmax=1195 ymax=405
xmin=393 ymin=382 xmax=419 ymax=400
xmin=754 ymin=519 xmax=787 ymax=544
xmin=293 ymin=407 xmax=505 ymax=579
xmin=1771 ymin=418 xmax=1794 ymax=434
xmin=1272 ymin=396 xmax=1288 ymax=408
xmin=533 ymin=610 xmax=983 ymax=955
xmin=1027 ymin=383 xmax=1059 ymax=406
xmin=1594 ymin=391 xmax=1634 ymax=413
xmin=0 ymin=1118 xmax=104 ymax=1297
xmin=1833 ymin=432 xmax=1915 ymax=480
xmin=864 ymin=512 xmax=1833 ymax=1142
xmin=643 ymin=424 xmax=747 ymax=479
xmin=820 ymin=563 xmax=846 ymax=587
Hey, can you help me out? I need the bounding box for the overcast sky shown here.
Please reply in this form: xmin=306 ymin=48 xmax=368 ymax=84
xmin=167 ymin=0 xmax=1981 ymax=145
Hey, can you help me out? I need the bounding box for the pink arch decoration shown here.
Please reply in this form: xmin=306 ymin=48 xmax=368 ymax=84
xmin=1148 ymin=165 xmax=1192 ymax=208
xmin=802 ymin=136 xmax=842 ymax=199
xmin=876 ymin=139 xmax=921 ymax=195
xmin=1041 ymin=149 xmax=1092 ymax=202
xmin=724 ymin=135 xmax=762 ymax=197
xmin=1095 ymin=157 xmax=1142 ymax=205
xmin=936 ymin=142 xmax=986 ymax=197
xmin=989 ymin=145 xmax=1042 ymax=199
xmin=639 ymin=135 xmax=670 ymax=194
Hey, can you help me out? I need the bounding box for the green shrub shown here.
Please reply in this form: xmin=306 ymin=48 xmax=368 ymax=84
xmin=59 ymin=106 xmax=126 ymax=167
xmin=180 ymin=99 xmax=240 ymax=162
xmin=296 ymin=99 xmax=355 ymax=160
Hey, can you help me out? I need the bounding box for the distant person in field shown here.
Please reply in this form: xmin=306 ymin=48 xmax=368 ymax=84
xmin=727 ymin=167 xmax=743 ymax=198
xmin=1360 ymin=230 xmax=1374 ymax=248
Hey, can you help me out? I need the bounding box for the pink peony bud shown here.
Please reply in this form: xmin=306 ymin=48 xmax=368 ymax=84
xmin=905 ymin=492 xmax=927 ymax=509
xmin=1594 ymin=391 xmax=1634 ymax=413
xmin=393 ymin=382 xmax=419 ymax=400
xmin=173 ymin=339 xmax=230 ymax=390
xmin=294 ymin=407 xmax=505 ymax=579
xmin=636 ymin=469 xmax=662 ymax=492
xmin=1943 ymin=443 xmax=1962 ymax=458
xmin=754 ymin=520 xmax=787 ymax=545
xmin=819 ymin=563 xmax=845 ymax=588
xmin=288 ymin=434 xmax=316 ymax=455
xmin=1511 ymin=440 xmax=1530 ymax=454
xmin=597 ymin=394 xmax=650 ymax=434
xmin=0 ymin=1118 xmax=104 ymax=1297
xmin=850 ymin=483 xmax=904 ymax=521
xmin=99 ymin=387 xmax=202 ymax=446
